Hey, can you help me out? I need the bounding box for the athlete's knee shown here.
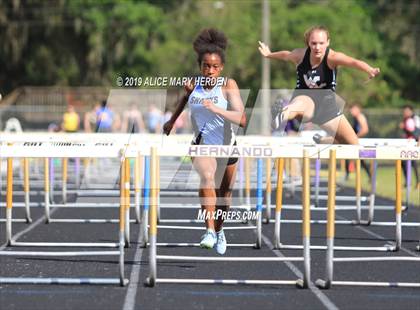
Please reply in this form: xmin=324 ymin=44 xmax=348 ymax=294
xmin=200 ymin=171 xmax=215 ymax=188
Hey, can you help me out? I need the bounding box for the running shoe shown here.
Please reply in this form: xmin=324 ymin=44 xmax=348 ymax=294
xmin=272 ymin=104 xmax=288 ymax=130
xmin=200 ymin=229 xmax=217 ymax=249
xmin=215 ymin=230 xmax=227 ymax=255
xmin=312 ymin=133 xmax=322 ymax=144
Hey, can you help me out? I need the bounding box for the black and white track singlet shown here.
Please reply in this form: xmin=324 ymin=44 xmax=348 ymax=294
xmin=296 ymin=47 xmax=336 ymax=90
xmin=291 ymin=47 xmax=342 ymax=125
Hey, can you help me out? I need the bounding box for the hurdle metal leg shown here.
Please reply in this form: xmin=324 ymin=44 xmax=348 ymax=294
xmin=406 ymin=160 xmax=411 ymax=209
xmin=274 ymin=158 xmax=284 ymax=249
xmin=23 ymin=158 xmax=32 ymax=223
xmin=75 ymin=157 xmax=81 ymax=189
xmin=146 ymin=148 xmax=158 ymax=286
xmin=239 ymin=157 xmax=244 ymax=204
xmin=296 ymin=151 xmax=311 ymax=289
xmin=355 ymin=159 xmax=362 ymax=224
xmin=255 ymin=159 xmax=263 ymax=248
xmin=62 ymin=158 xmax=68 ymax=204
xmin=264 ymin=158 xmax=271 ymax=223
xmin=140 ymin=156 xmax=151 ymax=247
xmin=49 ymin=158 xmax=55 ymax=204
xmin=134 ymin=153 xmax=143 ymax=223
xmin=44 ymin=158 xmax=51 ymax=223
xmin=314 ymin=159 xmax=321 ymax=207
xmin=367 ymin=160 xmax=377 ymax=224
xmin=6 ymin=158 xmax=13 ymax=245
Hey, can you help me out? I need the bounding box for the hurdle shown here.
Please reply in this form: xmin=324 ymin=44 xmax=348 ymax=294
xmin=316 ymin=152 xmax=420 ymax=289
xmin=139 ymin=145 xmax=261 ymax=248
xmin=273 ymin=143 xmax=420 ymax=252
xmin=264 ymin=138 xmax=416 ymax=222
xmin=268 ymin=142 xmax=417 ymax=247
xmin=145 ymin=145 xmax=312 ymax=288
xmin=143 ymin=154 xmax=261 ymax=249
xmin=29 ymin=153 xmax=142 ymax=226
xmin=273 ymin=155 xmax=393 ymax=251
xmin=152 ymin=157 xmax=259 ymax=228
xmin=0 ymin=141 xmax=131 ymax=286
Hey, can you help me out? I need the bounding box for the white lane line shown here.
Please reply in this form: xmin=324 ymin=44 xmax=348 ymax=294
xmin=261 ymin=233 xmax=339 ymax=310
xmin=122 ymin=225 xmax=145 ymax=310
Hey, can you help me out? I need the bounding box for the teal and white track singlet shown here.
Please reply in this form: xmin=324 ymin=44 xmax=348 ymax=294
xmin=188 ymin=84 xmax=234 ymax=145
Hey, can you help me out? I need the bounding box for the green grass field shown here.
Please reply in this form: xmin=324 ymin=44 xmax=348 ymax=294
xmin=339 ymin=164 xmax=419 ymax=207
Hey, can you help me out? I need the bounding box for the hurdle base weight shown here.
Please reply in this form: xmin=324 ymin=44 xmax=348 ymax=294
xmin=295 ymin=278 xmax=307 ymax=289
xmin=145 ymin=276 xmax=155 ymax=287
xmin=315 ymin=279 xmax=330 ymax=289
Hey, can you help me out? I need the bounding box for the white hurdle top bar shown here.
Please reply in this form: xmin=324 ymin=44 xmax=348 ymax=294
xmin=0 ymin=135 xmax=418 ymax=160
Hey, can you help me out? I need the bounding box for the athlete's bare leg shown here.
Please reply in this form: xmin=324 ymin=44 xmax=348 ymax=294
xmin=320 ymin=115 xmax=359 ymax=145
xmin=193 ymin=157 xmax=217 ymax=231
xmin=215 ymin=161 xmax=237 ymax=232
xmin=282 ymin=95 xmax=315 ymax=122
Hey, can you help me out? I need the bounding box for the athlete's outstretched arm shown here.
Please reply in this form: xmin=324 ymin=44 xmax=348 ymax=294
xmin=202 ymin=79 xmax=246 ymax=127
xmin=329 ymin=50 xmax=380 ymax=80
xmin=258 ymin=41 xmax=304 ymax=64
xmin=163 ymin=82 xmax=194 ymax=135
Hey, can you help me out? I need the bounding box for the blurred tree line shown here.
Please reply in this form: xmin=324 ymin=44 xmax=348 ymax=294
xmin=0 ymin=0 xmax=418 ymax=107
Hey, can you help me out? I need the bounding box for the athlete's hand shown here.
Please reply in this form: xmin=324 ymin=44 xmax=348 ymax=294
xmin=258 ymin=41 xmax=272 ymax=57
xmin=163 ymin=120 xmax=174 ymax=136
xmin=202 ymin=99 xmax=218 ymax=114
xmin=368 ymin=67 xmax=380 ymax=79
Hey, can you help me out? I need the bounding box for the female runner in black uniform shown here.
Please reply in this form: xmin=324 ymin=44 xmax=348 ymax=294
xmin=258 ymin=25 xmax=380 ymax=144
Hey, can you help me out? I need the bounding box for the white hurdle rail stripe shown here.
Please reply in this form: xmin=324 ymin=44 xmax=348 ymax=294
xmin=154 ymin=279 xmax=299 ymax=285
xmin=1 ymin=138 xmax=418 ymax=159
xmin=0 ymin=278 xmax=123 ymax=285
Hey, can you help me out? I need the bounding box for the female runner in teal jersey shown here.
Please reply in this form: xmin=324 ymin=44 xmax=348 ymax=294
xmin=164 ymin=28 xmax=246 ymax=255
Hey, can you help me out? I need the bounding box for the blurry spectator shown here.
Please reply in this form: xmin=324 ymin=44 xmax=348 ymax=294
xmin=95 ymin=100 xmax=115 ymax=133
xmin=400 ymin=105 xmax=420 ymax=141
xmin=145 ymin=103 xmax=163 ymax=133
xmin=400 ymin=105 xmax=419 ymax=186
xmin=4 ymin=117 xmax=23 ymax=133
xmin=62 ymin=104 xmax=80 ymax=133
xmin=48 ymin=122 xmax=61 ymax=132
xmin=84 ymin=102 xmax=100 ymax=133
xmin=121 ymin=102 xmax=145 ymax=133
xmin=346 ymin=103 xmax=371 ymax=181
